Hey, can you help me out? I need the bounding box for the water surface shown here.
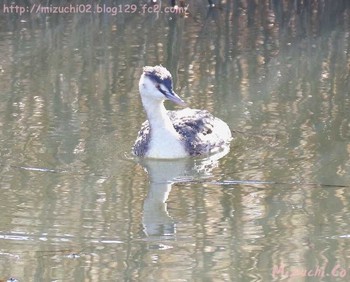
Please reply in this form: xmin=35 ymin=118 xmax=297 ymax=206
xmin=0 ymin=1 xmax=349 ymax=281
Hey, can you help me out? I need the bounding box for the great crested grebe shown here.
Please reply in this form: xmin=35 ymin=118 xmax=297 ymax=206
xmin=133 ymin=65 xmax=232 ymax=159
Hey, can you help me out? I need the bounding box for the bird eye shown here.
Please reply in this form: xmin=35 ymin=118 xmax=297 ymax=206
xmin=155 ymin=84 xmax=167 ymax=96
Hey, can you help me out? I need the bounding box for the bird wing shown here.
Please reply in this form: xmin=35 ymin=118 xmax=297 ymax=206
xmin=133 ymin=108 xmax=231 ymax=157
xmin=169 ymin=109 xmax=231 ymax=156
xmin=132 ymin=120 xmax=151 ymax=157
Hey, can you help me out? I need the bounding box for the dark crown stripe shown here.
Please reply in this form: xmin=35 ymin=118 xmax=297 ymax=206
xmin=143 ymin=65 xmax=173 ymax=91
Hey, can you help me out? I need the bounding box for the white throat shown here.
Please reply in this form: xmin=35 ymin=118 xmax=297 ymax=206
xmin=141 ymin=96 xmax=188 ymax=159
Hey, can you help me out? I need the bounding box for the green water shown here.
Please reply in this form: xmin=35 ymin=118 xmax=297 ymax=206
xmin=0 ymin=1 xmax=349 ymax=281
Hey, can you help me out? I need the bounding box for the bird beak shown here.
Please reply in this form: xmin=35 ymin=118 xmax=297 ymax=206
xmin=164 ymin=90 xmax=187 ymax=107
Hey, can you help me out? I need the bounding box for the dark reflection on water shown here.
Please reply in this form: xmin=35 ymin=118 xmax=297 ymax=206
xmin=0 ymin=0 xmax=349 ymax=281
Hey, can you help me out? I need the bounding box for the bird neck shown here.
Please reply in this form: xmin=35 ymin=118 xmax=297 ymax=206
xmin=141 ymin=97 xmax=187 ymax=158
xmin=141 ymin=97 xmax=172 ymax=129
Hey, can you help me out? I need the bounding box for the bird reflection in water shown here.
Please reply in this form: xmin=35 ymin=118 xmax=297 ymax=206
xmin=138 ymin=147 xmax=230 ymax=238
